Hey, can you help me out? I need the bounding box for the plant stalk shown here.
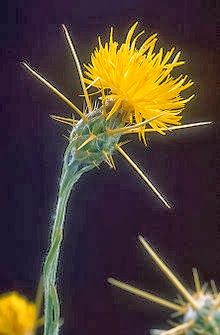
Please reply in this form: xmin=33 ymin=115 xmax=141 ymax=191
xmin=43 ymin=143 xmax=93 ymax=335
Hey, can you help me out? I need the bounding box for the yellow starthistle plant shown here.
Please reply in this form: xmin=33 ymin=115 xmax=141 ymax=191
xmin=108 ymin=236 xmax=220 ymax=335
xmin=22 ymin=23 xmax=210 ymax=335
xmin=0 ymin=286 xmax=43 ymax=335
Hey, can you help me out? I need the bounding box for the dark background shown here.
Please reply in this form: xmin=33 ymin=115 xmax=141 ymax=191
xmin=0 ymin=0 xmax=219 ymax=334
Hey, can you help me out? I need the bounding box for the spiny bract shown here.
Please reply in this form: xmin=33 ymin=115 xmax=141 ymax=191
xmin=108 ymin=236 xmax=220 ymax=335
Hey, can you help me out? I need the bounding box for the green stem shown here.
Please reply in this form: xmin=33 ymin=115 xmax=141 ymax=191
xmin=43 ymin=145 xmax=93 ymax=335
xmin=43 ymin=170 xmax=73 ymax=335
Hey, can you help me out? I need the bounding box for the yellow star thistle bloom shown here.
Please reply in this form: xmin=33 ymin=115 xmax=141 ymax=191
xmin=22 ymin=24 xmax=211 ymax=210
xmin=22 ymin=24 xmax=211 ymax=335
xmin=108 ymin=237 xmax=220 ymax=335
xmin=0 ymin=292 xmax=42 ymax=335
xmin=84 ymin=22 xmax=194 ymax=135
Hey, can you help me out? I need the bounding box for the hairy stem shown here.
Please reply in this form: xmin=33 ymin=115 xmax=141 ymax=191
xmin=43 ymin=171 xmax=74 ymax=334
xmin=43 ymin=142 xmax=93 ymax=335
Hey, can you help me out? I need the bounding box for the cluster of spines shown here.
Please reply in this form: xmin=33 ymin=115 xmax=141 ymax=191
xmin=108 ymin=236 xmax=220 ymax=334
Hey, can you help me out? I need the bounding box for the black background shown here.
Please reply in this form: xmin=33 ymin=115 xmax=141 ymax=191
xmin=0 ymin=0 xmax=219 ymax=334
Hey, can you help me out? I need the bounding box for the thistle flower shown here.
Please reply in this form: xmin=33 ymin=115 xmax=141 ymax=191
xmin=0 ymin=291 xmax=43 ymax=335
xmin=22 ymin=23 xmax=210 ymax=209
xmin=84 ymin=22 xmax=194 ymax=135
xmin=108 ymin=236 xmax=220 ymax=335
xmin=22 ymin=23 xmax=211 ymax=335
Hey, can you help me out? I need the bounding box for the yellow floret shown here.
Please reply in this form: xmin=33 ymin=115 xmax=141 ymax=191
xmin=84 ymin=22 xmax=194 ymax=134
xmin=0 ymin=292 xmax=37 ymax=335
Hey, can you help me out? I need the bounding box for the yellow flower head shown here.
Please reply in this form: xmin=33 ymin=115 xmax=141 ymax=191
xmin=0 ymin=292 xmax=40 ymax=335
xmin=22 ymin=24 xmax=210 ymax=208
xmin=84 ymin=22 xmax=194 ymax=134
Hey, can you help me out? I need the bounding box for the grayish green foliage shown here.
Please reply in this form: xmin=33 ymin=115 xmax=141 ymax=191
xmin=43 ymin=108 xmax=123 ymax=335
